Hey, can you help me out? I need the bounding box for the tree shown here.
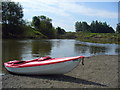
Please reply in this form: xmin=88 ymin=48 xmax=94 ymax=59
xmin=75 ymin=21 xmax=91 ymax=32
xmin=39 ymin=15 xmax=53 ymax=37
xmin=81 ymin=22 xmax=91 ymax=32
xmin=2 ymin=1 xmax=25 ymax=37
xmin=90 ymin=20 xmax=115 ymax=33
xmin=2 ymin=1 xmax=24 ymax=25
xmin=75 ymin=21 xmax=82 ymax=32
xmin=56 ymin=27 xmax=66 ymax=35
xmin=116 ymin=23 xmax=120 ymax=33
xmin=32 ymin=16 xmax=40 ymax=29
xmin=75 ymin=20 xmax=115 ymax=33
xmin=90 ymin=21 xmax=96 ymax=33
xmin=32 ymin=15 xmax=55 ymax=38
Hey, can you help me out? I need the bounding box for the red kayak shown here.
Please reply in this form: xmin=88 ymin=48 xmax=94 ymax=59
xmin=4 ymin=56 xmax=84 ymax=75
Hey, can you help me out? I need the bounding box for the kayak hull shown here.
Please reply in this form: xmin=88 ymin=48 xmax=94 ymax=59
xmin=4 ymin=56 xmax=84 ymax=75
xmin=5 ymin=59 xmax=80 ymax=75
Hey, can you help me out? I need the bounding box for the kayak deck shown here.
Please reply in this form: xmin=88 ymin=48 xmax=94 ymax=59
xmin=4 ymin=56 xmax=84 ymax=68
xmin=4 ymin=56 xmax=85 ymax=75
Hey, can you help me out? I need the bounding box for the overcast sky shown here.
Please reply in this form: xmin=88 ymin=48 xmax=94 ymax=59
xmin=12 ymin=0 xmax=118 ymax=31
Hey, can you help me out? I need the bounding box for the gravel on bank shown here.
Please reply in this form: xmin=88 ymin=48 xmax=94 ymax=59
xmin=1 ymin=55 xmax=119 ymax=88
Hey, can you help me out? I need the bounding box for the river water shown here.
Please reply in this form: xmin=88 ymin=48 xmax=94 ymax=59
xmin=2 ymin=39 xmax=120 ymax=61
xmin=1 ymin=39 xmax=120 ymax=74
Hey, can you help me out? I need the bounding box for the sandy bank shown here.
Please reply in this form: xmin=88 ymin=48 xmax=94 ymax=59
xmin=1 ymin=55 xmax=119 ymax=88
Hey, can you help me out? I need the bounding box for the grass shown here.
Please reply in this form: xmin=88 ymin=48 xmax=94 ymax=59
xmin=76 ymin=32 xmax=120 ymax=44
xmin=22 ymin=26 xmax=47 ymax=39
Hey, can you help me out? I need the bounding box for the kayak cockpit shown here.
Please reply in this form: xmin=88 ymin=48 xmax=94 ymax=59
xmin=7 ymin=56 xmax=52 ymax=65
xmin=13 ymin=61 xmax=26 ymax=64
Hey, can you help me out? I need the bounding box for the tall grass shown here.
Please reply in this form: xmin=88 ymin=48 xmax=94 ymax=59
xmin=76 ymin=32 xmax=120 ymax=44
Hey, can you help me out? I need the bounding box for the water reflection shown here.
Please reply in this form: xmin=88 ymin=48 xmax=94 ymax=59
xmin=90 ymin=46 xmax=107 ymax=55
xmin=75 ymin=44 xmax=108 ymax=56
xmin=50 ymin=39 xmax=76 ymax=58
xmin=2 ymin=40 xmax=25 ymax=62
xmin=75 ymin=41 xmax=119 ymax=56
xmin=31 ymin=40 xmax=52 ymax=57
xmin=115 ymin=47 xmax=120 ymax=54
xmin=2 ymin=39 xmax=119 ymax=74
xmin=2 ymin=39 xmax=120 ymax=62
xmin=75 ymin=44 xmax=88 ymax=54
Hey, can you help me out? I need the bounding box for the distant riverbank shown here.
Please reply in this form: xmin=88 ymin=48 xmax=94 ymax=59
xmin=76 ymin=33 xmax=120 ymax=44
xmin=2 ymin=30 xmax=120 ymax=44
xmin=56 ymin=32 xmax=120 ymax=44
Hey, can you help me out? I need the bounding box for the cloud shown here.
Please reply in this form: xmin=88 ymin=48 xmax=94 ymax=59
xmin=12 ymin=0 xmax=118 ymax=31
xmin=62 ymin=3 xmax=117 ymax=18
xmin=13 ymin=0 xmax=117 ymax=18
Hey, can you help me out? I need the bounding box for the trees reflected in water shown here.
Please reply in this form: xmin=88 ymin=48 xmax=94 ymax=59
xmin=75 ymin=44 xmax=109 ymax=55
xmin=3 ymin=40 xmax=53 ymax=61
xmin=3 ymin=39 xmax=119 ymax=63
xmin=115 ymin=47 xmax=120 ymax=54
xmin=2 ymin=40 xmax=26 ymax=62
xmin=75 ymin=44 xmax=88 ymax=54
xmin=89 ymin=46 xmax=107 ymax=54
xmin=31 ymin=40 xmax=52 ymax=57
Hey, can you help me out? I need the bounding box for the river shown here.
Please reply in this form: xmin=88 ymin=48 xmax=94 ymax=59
xmin=2 ymin=39 xmax=120 ymax=60
xmin=2 ymin=39 xmax=120 ymax=73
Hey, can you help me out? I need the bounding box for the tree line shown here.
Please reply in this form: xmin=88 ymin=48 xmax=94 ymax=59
xmin=2 ymin=1 xmax=120 ymax=39
xmin=116 ymin=23 xmax=120 ymax=33
xmin=2 ymin=1 xmax=24 ymax=37
xmin=31 ymin=15 xmax=66 ymax=38
xmin=2 ymin=1 xmax=66 ymax=38
xmin=75 ymin=21 xmax=116 ymax=33
xmin=31 ymin=15 xmax=55 ymax=38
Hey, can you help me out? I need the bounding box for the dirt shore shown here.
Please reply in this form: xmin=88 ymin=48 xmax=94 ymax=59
xmin=1 ymin=55 xmax=119 ymax=88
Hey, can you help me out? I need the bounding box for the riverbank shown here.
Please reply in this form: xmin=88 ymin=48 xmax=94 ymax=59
xmin=53 ymin=32 xmax=120 ymax=44
xmin=76 ymin=33 xmax=120 ymax=44
xmin=1 ymin=55 xmax=119 ymax=88
xmin=2 ymin=30 xmax=120 ymax=44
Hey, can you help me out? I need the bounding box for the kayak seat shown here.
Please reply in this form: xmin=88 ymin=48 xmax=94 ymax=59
xmin=26 ymin=59 xmax=38 ymax=63
xmin=38 ymin=56 xmax=52 ymax=61
xmin=14 ymin=61 xmax=26 ymax=64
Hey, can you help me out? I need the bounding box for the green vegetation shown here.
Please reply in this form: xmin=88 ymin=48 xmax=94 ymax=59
xmin=2 ymin=2 xmax=23 ymax=25
xmin=20 ymin=26 xmax=47 ymax=39
xmin=57 ymin=32 xmax=76 ymax=39
xmin=55 ymin=27 xmax=66 ymax=38
xmin=75 ymin=21 xmax=91 ymax=33
xmin=56 ymin=27 xmax=66 ymax=35
xmin=2 ymin=1 xmax=65 ymax=39
xmin=31 ymin=15 xmax=55 ymax=38
xmin=1 ymin=1 xmax=120 ymax=44
xmin=76 ymin=32 xmax=120 ymax=44
xmin=75 ymin=21 xmax=115 ymax=33
xmin=116 ymin=23 xmax=120 ymax=33
xmin=2 ymin=24 xmax=46 ymax=39
xmin=55 ymin=32 xmax=120 ymax=44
